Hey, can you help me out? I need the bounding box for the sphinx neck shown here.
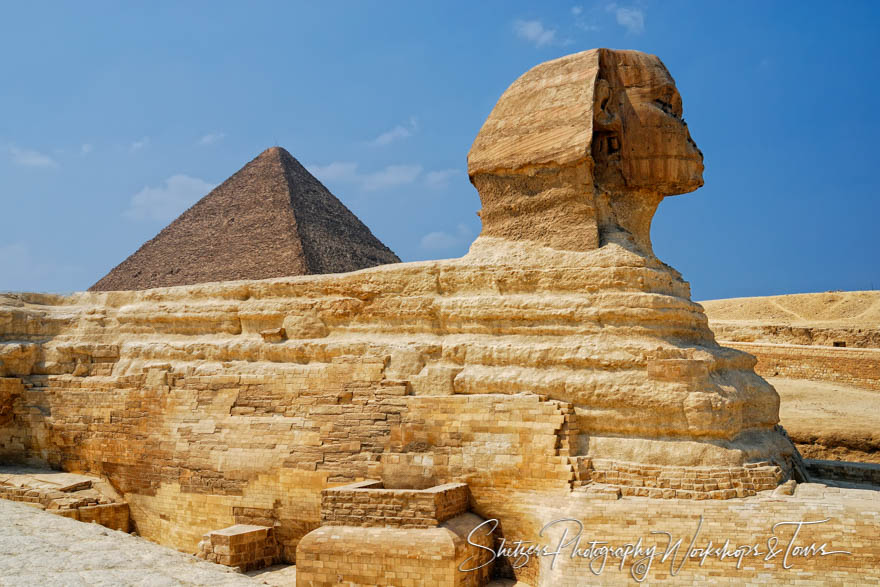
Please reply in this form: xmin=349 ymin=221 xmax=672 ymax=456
xmin=594 ymin=188 xmax=664 ymax=257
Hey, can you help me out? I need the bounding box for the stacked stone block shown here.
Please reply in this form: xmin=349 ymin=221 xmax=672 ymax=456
xmin=196 ymin=524 xmax=279 ymax=572
xmin=55 ymin=502 xmax=131 ymax=530
xmin=0 ymin=468 xmax=129 ymax=531
xmin=806 ymin=459 xmax=880 ymax=486
xmin=726 ymin=342 xmax=880 ymax=390
xmin=0 ymin=377 xmax=21 ymax=425
xmin=383 ymin=394 xmax=576 ymax=492
xmin=320 ymin=480 xmax=469 ymax=527
xmin=297 ymin=482 xmax=492 ymax=586
xmin=586 ymin=458 xmax=785 ymax=499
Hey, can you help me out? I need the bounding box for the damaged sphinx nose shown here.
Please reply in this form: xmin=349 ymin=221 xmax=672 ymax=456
xmin=467 ymin=48 xmax=704 ymax=255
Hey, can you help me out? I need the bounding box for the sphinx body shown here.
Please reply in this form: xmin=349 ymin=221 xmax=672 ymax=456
xmin=0 ymin=49 xmax=802 ymax=564
xmin=466 ymin=48 xmax=789 ymax=469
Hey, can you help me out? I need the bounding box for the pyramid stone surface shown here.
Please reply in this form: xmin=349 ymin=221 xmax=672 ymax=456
xmin=89 ymin=147 xmax=399 ymax=291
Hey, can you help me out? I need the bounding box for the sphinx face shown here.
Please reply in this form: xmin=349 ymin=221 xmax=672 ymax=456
xmin=468 ymin=49 xmax=706 ymax=253
xmin=594 ymin=51 xmax=704 ymax=197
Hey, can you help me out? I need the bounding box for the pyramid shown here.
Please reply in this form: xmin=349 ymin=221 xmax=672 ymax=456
xmin=90 ymin=147 xmax=400 ymax=291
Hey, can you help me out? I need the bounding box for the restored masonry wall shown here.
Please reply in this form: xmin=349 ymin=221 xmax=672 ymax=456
xmin=0 ymin=361 xmax=578 ymax=560
xmin=320 ymin=480 xmax=470 ymax=527
xmin=0 ymin=465 xmax=130 ymax=532
xmin=806 ymin=459 xmax=880 ymax=486
xmin=723 ymin=341 xmax=880 ymax=391
xmin=0 ymin=481 xmax=129 ymax=531
xmin=56 ymin=503 xmax=130 ymax=531
xmin=296 ymin=481 xmax=492 ymax=585
xmin=196 ymin=524 xmax=280 ymax=572
xmin=3 ymin=336 xmax=879 ymax=583
xmin=531 ymin=485 xmax=880 ymax=585
xmin=710 ymin=323 xmax=880 ymax=349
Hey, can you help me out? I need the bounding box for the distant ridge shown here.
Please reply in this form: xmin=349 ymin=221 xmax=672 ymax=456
xmin=90 ymin=147 xmax=400 ymax=291
xmin=700 ymin=291 xmax=880 ymax=326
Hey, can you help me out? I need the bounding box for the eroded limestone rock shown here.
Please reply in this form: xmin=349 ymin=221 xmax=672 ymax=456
xmin=282 ymin=310 xmax=328 ymax=339
xmin=0 ymin=343 xmax=39 ymax=377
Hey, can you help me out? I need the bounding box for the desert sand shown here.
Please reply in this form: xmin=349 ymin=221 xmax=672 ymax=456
xmin=703 ymin=291 xmax=880 ymax=463
xmin=701 ymin=290 xmax=880 ymax=326
xmin=702 ymin=290 xmax=880 ymax=347
xmin=771 ymin=377 xmax=880 ymax=463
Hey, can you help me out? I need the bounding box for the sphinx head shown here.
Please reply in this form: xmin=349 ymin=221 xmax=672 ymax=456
xmin=468 ymin=48 xmax=703 ymax=254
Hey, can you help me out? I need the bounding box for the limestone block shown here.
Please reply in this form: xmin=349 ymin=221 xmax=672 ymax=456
xmin=196 ymin=524 xmax=279 ymax=572
xmin=71 ymin=360 xmax=89 ymax=377
xmin=411 ymin=365 xmax=458 ymax=396
xmin=144 ymin=368 xmax=169 ymax=388
xmin=0 ymin=343 xmax=39 ymax=377
xmin=0 ymin=378 xmax=22 ymax=425
xmin=296 ymin=512 xmax=493 ymax=587
xmin=773 ymin=479 xmax=797 ymax=496
xmin=647 ymin=358 xmax=710 ymax=382
xmin=259 ymin=327 xmax=286 ymax=343
xmin=385 ymin=349 xmax=426 ymax=379
xmin=0 ymin=468 xmax=128 ymax=531
xmin=320 ymin=481 xmax=469 ymax=528
xmin=282 ymin=311 xmax=328 ymax=339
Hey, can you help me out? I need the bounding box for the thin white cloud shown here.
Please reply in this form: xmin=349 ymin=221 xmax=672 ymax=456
xmin=198 ymin=132 xmax=225 ymax=146
xmin=80 ymin=143 xmax=93 ymax=156
xmin=576 ymin=21 xmax=600 ymax=32
xmin=307 ymin=162 xmax=423 ymax=192
xmin=124 ymin=174 xmax=215 ymax=222
xmin=607 ymin=4 xmax=645 ymax=34
xmin=573 ymin=6 xmax=600 ymax=32
xmin=9 ymin=146 xmax=56 ymax=168
xmin=420 ymin=223 xmax=474 ymax=251
xmin=362 ymin=164 xmax=423 ymax=191
xmin=307 ymin=162 xmax=361 ymax=183
xmin=371 ymin=117 xmax=419 ymax=147
xmin=0 ymin=242 xmax=82 ymax=293
xmin=425 ymin=169 xmax=459 ymax=190
xmin=513 ymin=19 xmax=557 ymax=47
xmin=130 ymin=137 xmax=150 ymax=152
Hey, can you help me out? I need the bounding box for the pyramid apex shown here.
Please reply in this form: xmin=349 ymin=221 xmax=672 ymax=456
xmin=259 ymin=145 xmax=291 ymax=158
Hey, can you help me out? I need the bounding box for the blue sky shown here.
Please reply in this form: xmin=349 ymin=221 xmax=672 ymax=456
xmin=1 ymin=1 xmax=878 ymax=300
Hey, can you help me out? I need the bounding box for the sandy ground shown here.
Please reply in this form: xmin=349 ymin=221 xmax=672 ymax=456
xmin=700 ymin=290 xmax=880 ymax=326
xmin=771 ymin=377 xmax=880 ymax=463
xmin=0 ymin=496 xmax=307 ymax=586
xmin=701 ymin=290 xmax=879 ymax=462
xmin=246 ymin=564 xmax=296 ymax=586
xmin=0 ymin=499 xmax=257 ymax=587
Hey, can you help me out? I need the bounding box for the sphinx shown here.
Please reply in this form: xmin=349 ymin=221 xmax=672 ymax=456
xmin=0 ymin=49 xmax=800 ymax=561
xmin=465 ymin=48 xmax=791 ymax=471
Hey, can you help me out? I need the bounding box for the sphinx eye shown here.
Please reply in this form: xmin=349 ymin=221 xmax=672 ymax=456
xmin=653 ymin=98 xmax=680 ymax=119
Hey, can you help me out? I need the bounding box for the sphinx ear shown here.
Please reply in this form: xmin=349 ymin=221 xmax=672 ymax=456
xmin=594 ymin=79 xmax=616 ymax=128
xmin=592 ymin=78 xmax=622 ymax=163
